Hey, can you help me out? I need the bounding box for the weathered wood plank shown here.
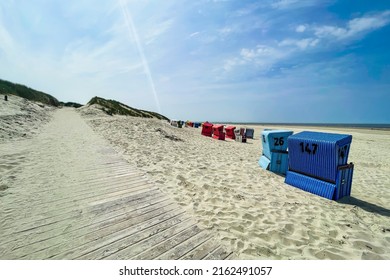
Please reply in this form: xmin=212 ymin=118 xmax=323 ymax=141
xmin=2 ymin=175 xmax=151 ymax=215
xmin=155 ymin=230 xmax=212 ymax=260
xmin=80 ymin=214 xmax=193 ymax=260
xmin=0 ymin=196 xmax=172 ymax=253
xmin=180 ymin=237 xmax=221 ymax=260
xmin=7 ymin=203 xmax=182 ymax=260
xmin=126 ymin=218 xmax=197 ymax=260
xmin=0 ymin=183 xmax=159 ymax=237
xmin=203 ymin=246 xmax=231 ymax=260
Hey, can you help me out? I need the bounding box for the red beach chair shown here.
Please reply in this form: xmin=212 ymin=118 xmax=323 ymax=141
xmin=201 ymin=122 xmax=213 ymax=137
xmin=212 ymin=125 xmax=225 ymax=140
xmin=225 ymin=126 xmax=236 ymax=139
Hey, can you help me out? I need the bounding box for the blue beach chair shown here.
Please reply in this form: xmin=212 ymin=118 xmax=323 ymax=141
xmin=245 ymin=128 xmax=254 ymax=139
xmin=258 ymin=130 xmax=293 ymax=175
xmin=285 ymin=131 xmax=354 ymax=200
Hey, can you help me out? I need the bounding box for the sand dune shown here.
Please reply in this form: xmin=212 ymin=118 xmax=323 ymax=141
xmin=0 ymin=94 xmax=54 ymax=141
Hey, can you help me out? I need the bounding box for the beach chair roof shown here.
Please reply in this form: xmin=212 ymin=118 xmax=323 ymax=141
xmin=289 ymin=131 xmax=352 ymax=146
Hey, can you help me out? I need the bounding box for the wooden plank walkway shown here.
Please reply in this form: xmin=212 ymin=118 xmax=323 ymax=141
xmin=0 ymin=108 xmax=232 ymax=260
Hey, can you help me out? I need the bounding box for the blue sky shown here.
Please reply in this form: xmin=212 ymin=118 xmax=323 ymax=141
xmin=0 ymin=0 xmax=389 ymax=123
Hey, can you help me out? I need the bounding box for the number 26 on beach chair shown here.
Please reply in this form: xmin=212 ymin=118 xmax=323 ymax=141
xmin=258 ymin=130 xmax=293 ymax=175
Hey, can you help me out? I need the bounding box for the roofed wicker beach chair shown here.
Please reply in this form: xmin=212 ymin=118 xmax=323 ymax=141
xmin=225 ymin=126 xmax=236 ymax=139
xmin=245 ymin=128 xmax=254 ymax=139
xmin=258 ymin=129 xmax=293 ymax=175
xmin=212 ymin=124 xmax=225 ymax=140
xmin=234 ymin=128 xmax=247 ymax=143
xmin=285 ymin=131 xmax=354 ymax=200
xmin=170 ymin=120 xmax=178 ymax=127
xmin=201 ymin=122 xmax=213 ymax=137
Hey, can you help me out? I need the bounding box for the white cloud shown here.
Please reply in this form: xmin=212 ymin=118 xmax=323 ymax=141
xmin=296 ymin=25 xmax=306 ymax=32
xmin=314 ymin=10 xmax=390 ymax=40
xmin=348 ymin=11 xmax=390 ymax=33
xmin=218 ymin=27 xmax=234 ymax=35
xmin=143 ymin=19 xmax=174 ymax=45
xmin=271 ymin=0 xmax=331 ymax=10
xmin=189 ymin=31 xmax=200 ymax=37
xmin=279 ymin=38 xmax=319 ymax=49
xmin=0 ymin=22 xmax=14 ymax=56
xmin=240 ymin=45 xmax=276 ymax=60
xmin=271 ymin=0 xmax=299 ymax=9
xmin=223 ymin=45 xmax=287 ymax=72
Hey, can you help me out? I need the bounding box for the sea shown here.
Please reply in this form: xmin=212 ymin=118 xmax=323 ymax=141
xmin=212 ymin=122 xmax=390 ymax=130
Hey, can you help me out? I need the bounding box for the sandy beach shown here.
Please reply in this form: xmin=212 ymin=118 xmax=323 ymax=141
xmin=80 ymin=105 xmax=390 ymax=260
xmin=1 ymin=97 xmax=389 ymax=260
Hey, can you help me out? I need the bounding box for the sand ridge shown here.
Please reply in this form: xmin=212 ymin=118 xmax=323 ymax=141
xmin=0 ymin=94 xmax=54 ymax=141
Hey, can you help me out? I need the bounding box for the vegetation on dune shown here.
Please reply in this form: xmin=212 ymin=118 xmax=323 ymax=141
xmin=87 ymin=96 xmax=169 ymax=121
xmin=0 ymin=78 xmax=60 ymax=106
xmin=60 ymin=101 xmax=83 ymax=108
xmin=0 ymin=79 xmax=168 ymax=121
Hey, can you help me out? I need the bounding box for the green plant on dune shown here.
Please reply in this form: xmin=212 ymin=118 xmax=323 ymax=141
xmin=59 ymin=102 xmax=83 ymax=108
xmin=87 ymin=96 xmax=169 ymax=121
xmin=0 ymin=78 xmax=60 ymax=107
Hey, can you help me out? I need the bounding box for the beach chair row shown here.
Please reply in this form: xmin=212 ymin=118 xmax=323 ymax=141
xmin=170 ymin=120 xmax=202 ymax=128
xmin=201 ymin=122 xmax=254 ymax=142
xmin=258 ymin=129 xmax=354 ymax=201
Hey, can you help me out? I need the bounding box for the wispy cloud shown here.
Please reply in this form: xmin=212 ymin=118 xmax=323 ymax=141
xmin=314 ymin=10 xmax=390 ymax=40
xmin=189 ymin=31 xmax=200 ymax=37
xmin=214 ymin=10 xmax=390 ymax=84
xmin=296 ymin=25 xmax=307 ymax=32
xmin=223 ymin=45 xmax=288 ymax=73
xmin=279 ymin=38 xmax=319 ymax=50
xmin=270 ymin=0 xmax=334 ymax=10
xmin=143 ymin=19 xmax=174 ymax=45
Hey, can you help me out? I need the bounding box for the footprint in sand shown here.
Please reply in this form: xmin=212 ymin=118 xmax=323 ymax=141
xmin=0 ymin=184 xmax=9 ymax=191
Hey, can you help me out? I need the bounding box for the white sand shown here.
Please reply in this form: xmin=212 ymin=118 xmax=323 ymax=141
xmin=0 ymin=94 xmax=54 ymax=141
xmin=1 ymin=97 xmax=389 ymax=260
xmin=80 ymin=106 xmax=390 ymax=260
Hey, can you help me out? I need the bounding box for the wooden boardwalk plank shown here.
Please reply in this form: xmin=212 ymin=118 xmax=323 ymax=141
xmin=0 ymin=196 xmax=172 ymax=252
xmin=180 ymin=237 xmax=221 ymax=260
xmin=155 ymin=230 xmax=212 ymax=260
xmin=9 ymin=204 xmax=182 ymax=259
xmin=0 ymin=184 xmax=160 ymax=237
xmin=203 ymin=246 xmax=232 ymax=260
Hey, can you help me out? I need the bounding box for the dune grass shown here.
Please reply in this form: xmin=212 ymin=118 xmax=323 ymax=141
xmin=88 ymin=96 xmax=169 ymax=121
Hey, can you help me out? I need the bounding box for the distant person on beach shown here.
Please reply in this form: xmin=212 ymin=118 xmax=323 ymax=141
xmin=4 ymin=95 xmax=7 ymax=101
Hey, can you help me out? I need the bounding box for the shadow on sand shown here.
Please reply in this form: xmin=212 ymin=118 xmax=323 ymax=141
xmin=338 ymin=196 xmax=390 ymax=217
